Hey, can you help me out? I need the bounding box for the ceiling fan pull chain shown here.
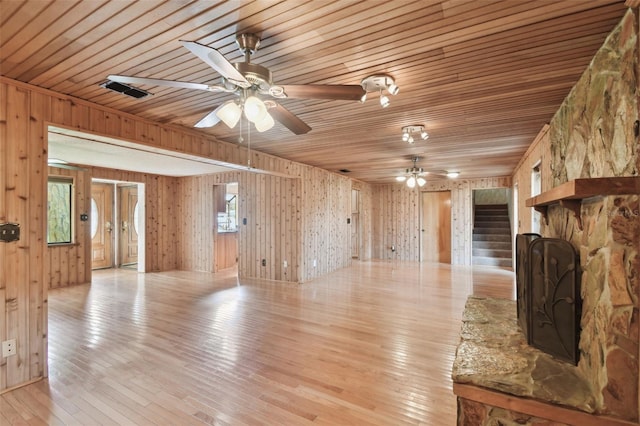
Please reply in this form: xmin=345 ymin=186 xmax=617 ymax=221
xmin=247 ymin=116 xmax=252 ymax=170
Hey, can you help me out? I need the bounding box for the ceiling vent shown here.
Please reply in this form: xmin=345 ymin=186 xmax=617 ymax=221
xmin=339 ymin=169 xmax=351 ymax=173
xmin=100 ymin=80 xmax=151 ymax=99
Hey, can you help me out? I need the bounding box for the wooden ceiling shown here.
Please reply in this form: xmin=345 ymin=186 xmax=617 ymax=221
xmin=0 ymin=0 xmax=629 ymax=183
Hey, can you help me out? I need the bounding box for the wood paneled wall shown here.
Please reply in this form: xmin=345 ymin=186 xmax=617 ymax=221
xmin=1 ymin=83 xmax=48 ymax=392
xmin=46 ymin=166 xmax=92 ymax=289
xmin=0 ymin=77 xmax=370 ymax=392
xmin=371 ymin=177 xmax=511 ymax=265
xmin=301 ymin=168 xmax=354 ymax=281
xmin=511 ymin=125 xmax=551 ymax=234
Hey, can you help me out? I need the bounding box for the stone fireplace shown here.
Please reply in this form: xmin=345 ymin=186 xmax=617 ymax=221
xmin=516 ymin=235 xmax=582 ymax=365
xmin=453 ymin=7 xmax=640 ymax=425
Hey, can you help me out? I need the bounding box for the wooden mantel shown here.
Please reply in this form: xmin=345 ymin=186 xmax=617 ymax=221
xmin=525 ymin=177 xmax=640 ymax=230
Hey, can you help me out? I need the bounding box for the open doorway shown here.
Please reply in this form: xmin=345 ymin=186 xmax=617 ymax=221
xmin=91 ymin=179 xmax=145 ymax=272
xmin=214 ymin=182 xmax=239 ymax=272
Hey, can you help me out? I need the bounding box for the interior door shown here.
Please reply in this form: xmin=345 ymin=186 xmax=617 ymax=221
xmin=119 ymin=185 xmax=138 ymax=266
xmin=91 ymin=182 xmax=114 ymax=269
xmin=421 ymin=191 xmax=452 ymax=263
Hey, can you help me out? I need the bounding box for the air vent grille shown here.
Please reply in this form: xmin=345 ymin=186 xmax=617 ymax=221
xmin=339 ymin=169 xmax=351 ymax=173
xmin=100 ymin=80 xmax=151 ymax=99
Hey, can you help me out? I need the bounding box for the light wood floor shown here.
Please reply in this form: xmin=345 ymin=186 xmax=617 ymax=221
xmin=1 ymin=261 xmax=515 ymax=425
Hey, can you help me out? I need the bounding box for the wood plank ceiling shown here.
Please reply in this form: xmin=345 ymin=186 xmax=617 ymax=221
xmin=0 ymin=0 xmax=629 ymax=183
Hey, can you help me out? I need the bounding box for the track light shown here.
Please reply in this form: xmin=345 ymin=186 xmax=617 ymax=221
xmin=401 ymin=125 xmax=429 ymax=144
xmin=379 ymin=91 xmax=390 ymax=108
xmin=360 ymin=74 xmax=399 ymax=108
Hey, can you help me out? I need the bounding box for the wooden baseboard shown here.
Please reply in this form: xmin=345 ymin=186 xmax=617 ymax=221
xmin=453 ymin=383 xmax=639 ymax=426
xmin=0 ymin=377 xmax=43 ymax=395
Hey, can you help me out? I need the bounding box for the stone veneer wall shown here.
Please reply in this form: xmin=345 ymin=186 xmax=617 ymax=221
xmin=544 ymin=8 xmax=639 ymax=421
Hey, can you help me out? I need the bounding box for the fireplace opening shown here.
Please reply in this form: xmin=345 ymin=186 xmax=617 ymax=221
xmin=516 ymin=234 xmax=582 ymax=365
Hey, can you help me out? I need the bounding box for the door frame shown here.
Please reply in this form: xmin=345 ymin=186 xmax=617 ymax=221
xmin=90 ymin=178 xmax=145 ymax=272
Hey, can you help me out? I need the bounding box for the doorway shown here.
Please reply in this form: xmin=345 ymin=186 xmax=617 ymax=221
xmin=351 ymin=189 xmax=360 ymax=259
xmin=421 ymin=191 xmax=452 ymax=263
xmin=91 ymin=180 xmax=145 ymax=271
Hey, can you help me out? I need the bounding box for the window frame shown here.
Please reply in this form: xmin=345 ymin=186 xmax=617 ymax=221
xmin=47 ymin=176 xmax=75 ymax=245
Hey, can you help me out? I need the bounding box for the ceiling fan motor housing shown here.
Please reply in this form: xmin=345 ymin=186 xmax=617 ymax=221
xmin=234 ymin=62 xmax=272 ymax=93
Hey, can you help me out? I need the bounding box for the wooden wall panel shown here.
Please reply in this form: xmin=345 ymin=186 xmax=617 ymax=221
xmin=1 ymin=83 xmax=47 ymax=391
xmin=511 ymin=125 xmax=551 ymax=234
xmin=46 ymin=166 xmax=92 ymax=289
xmin=300 ymin=167 xmax=353 ymax=282
xmin=371 ymin=177 xmax=511 ymax=265
xmin=177 ymin=171 xmax=302 ymax=283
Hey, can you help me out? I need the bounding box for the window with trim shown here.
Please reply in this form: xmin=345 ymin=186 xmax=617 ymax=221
xmin=47 ymin=176 xmax=74 ymax=244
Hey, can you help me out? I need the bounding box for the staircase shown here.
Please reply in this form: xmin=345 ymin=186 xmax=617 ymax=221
xmin=472 ymin=204 xmax=513 ymax=268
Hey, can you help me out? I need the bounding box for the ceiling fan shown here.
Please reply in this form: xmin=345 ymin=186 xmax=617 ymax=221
xmin=107 ymin=33 xmax=367 ymax=135
xmin=396 ymin=157 xmax=459 ymax=188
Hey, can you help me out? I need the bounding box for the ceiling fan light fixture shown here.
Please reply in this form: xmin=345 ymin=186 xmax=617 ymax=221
xmin=243 ymin=95 xmax=268 ymax=123
xmin=216 ymin=101 xmax=242 ymax=128
xmin=255 ymin=112 xmax=275 ymax=132
xmin=417 ymin=177 xmax=426 ymax=187
xmin=407 ymin=176 xmax=417 ymax=188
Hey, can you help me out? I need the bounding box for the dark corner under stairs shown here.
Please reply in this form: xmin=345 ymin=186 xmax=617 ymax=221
xmin=472 ymin=204 xmax=513 ymax=268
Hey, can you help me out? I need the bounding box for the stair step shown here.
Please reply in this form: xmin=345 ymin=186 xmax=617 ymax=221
xmin=473 ymin=248 xmax=513 ymax=258
xmin=473 ymin=227 xmax=512 ymax=235
xmin=473 ymin=233 xmax=511 ymax=242
xmin=473 ymin=240 xmax=512 ymax=250
xmin=473 ymin=221 xmax=511 ymax=228
xmin=475 ymin=215 xmax=510 ymax=221
xmin=473 ymin=256 xmax=513 ymax=267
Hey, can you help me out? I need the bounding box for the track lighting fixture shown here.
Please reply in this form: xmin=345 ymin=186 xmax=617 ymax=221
xmin=379 ymin=91 xmax=390 ymax=108
xmin=401 ymin=125 xmax=429 ymax=144
xmin=360 ymin=74 xmax=399 ymax=108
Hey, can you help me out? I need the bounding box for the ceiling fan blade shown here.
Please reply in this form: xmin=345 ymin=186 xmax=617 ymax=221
xmin=280 ymin=84 xmax=366 ymax=101
xmin=269 ymin=104 xmax=311 ymax=135
xmin=107 ymin=75 xmax=226 ymax=92
xmin=180 ymin=40 xmax=251 ymax=89
xmin=194 ymin=105 xmax=225 ymax=128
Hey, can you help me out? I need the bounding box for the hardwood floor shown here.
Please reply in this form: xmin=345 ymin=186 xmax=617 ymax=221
xmin=1 ymin=261 xmax=514 ymax=425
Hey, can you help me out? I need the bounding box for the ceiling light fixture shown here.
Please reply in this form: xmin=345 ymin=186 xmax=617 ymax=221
xmin=396 ymin=157 xmax=427 ymax=188
xmin=395 ymin=157 xmax=460 ymax=187
xmin=210 ymin=92 xmax=275 ymax=132
xmin=401 ymin=125 xmax=429 ymax=144
xmin=360 ymin=74 xmax=399 ymax=108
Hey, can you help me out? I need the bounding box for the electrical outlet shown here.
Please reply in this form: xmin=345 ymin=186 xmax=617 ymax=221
xmin=2 ymin=339 xmax=16 ymax=357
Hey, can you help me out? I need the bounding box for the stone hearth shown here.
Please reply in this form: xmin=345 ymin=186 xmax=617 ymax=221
xmin=452 ymin=297 xmax=634 ymax=425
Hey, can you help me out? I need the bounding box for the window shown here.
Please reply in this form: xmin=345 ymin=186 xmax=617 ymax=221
xmin=48 ymin=177 xmax=74 ymax=244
